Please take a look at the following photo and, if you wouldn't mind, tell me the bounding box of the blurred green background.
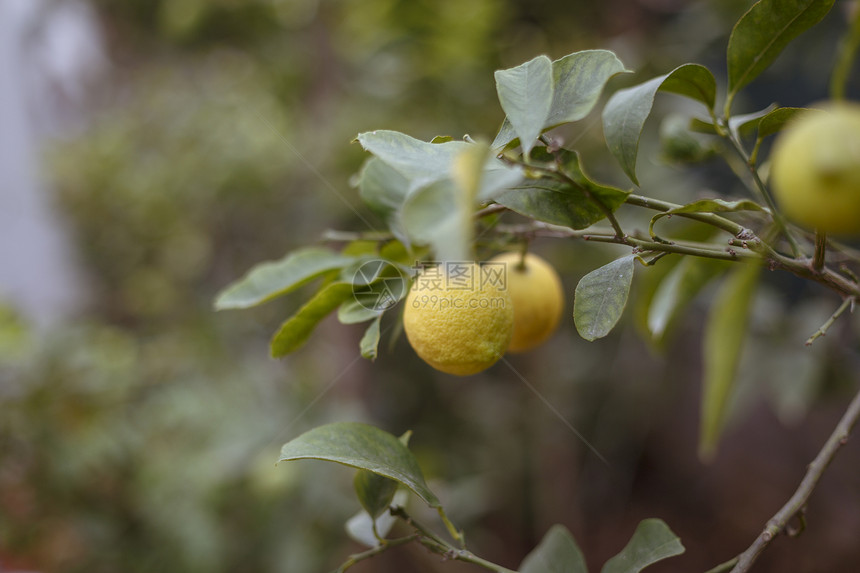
[2,1,860,572]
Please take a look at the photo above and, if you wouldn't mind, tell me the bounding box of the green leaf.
[574,255,635,341]
[495,55,554,156]
[356,130,470,192]
[337,299,381,325]
[359,315,382,360]
[345,489,409,548]
[649,198,767,238]
[354,466,398,520]
[493,50,629,149]
[399,179,471,262]
[647,257,730,341]
[727,103,778,139]
[601,519,685,573]
[356,131,521,199]
[357,157,410,215]
[519,525,588,573]
[727,0,835,103]
[270,282,355,357]
[279,422,440,507]
[493,150,628,230]
[352,431,411,519]
[494,180,609,230]
[556,149,632,207]
[603,64,717,185]
[756,106,814,140]
[700,263,761,460]
[214,247,353,310]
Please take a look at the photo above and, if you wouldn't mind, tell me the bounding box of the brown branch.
[728,385,860,572]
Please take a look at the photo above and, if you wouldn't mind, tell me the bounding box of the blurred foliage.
[3,0,860,572]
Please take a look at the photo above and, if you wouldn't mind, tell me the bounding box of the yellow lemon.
[403,262,513,376]
[489,252,564,353]
[770,103,860,236]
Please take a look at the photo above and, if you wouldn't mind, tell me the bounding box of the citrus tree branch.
[727,385,860,573]
[388,507,520,573]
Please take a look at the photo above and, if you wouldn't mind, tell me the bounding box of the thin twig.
[805,296,855,346]
[729,385,860,572]
[334,535,418,572]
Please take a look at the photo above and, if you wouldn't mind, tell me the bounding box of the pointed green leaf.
[647,257,730,341]
[574,255,635,341]
[214,247,353,310]
[756,107,814,140]
[279,422,440,507]
[700,263,762,459]
[603,64,716,185]
[601,519,685,573]
[495,55,554,156]
[519,525,588,573]
[359,315,382,360]
[493,50,629,149]
[270,282,355,357]
[727,0,835,101]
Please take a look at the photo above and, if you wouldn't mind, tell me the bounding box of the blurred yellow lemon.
[403,262,513,376]
[489,251,564,353]
[770,103,860,236]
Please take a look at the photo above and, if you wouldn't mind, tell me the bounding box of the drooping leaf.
[493,50,629,149]
[519,525,588,573]
[603,64,717,185]
[700,263,762,460]
[354,465,398,520]
[359,315,382,360]
[647,257,730,341]
[214,247,353,310]
[601,519,685,573]
[727,0,835,103]
[345,489,410,548]
[574,255,635,341]
[270,282,355,357]
[494,55,554,156]
[279,422,440,507]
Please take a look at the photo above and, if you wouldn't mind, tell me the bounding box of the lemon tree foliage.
[214,0,860,569]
